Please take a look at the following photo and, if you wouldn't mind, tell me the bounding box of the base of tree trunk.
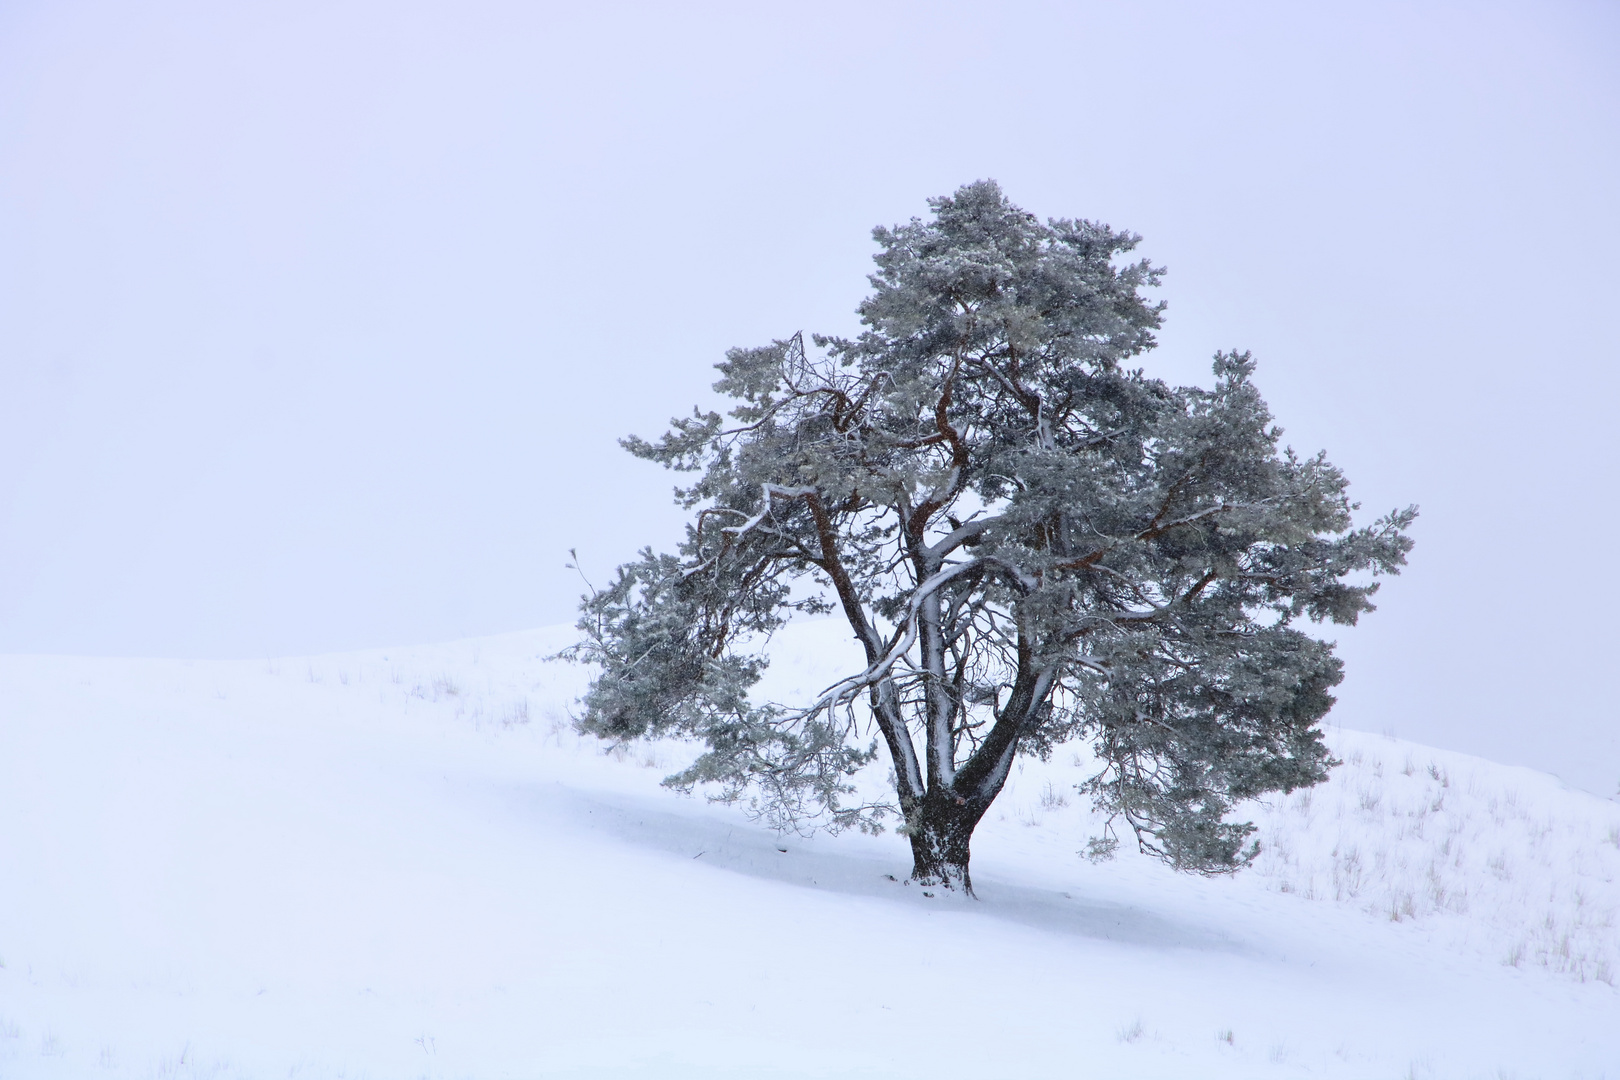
[908,858,974,895]
[906,800,982,896]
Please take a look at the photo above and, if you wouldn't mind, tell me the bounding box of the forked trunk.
[906,793,987,895]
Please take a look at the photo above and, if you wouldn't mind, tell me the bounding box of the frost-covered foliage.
[570,181,1415,887]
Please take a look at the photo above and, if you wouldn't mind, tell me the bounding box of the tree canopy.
[571,180,1415,891]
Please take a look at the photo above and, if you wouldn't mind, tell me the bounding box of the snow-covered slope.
[1,620,1616,1079]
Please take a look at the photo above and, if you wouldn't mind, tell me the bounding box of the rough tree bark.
[903,789,992,894]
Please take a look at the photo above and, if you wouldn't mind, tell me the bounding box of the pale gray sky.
[2,1,1617,793]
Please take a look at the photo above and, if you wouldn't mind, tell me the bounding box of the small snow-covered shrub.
[499,698,531,727]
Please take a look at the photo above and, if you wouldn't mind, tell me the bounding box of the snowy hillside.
[2,620,1617,1079]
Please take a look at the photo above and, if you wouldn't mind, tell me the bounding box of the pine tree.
[570,181,1415,892]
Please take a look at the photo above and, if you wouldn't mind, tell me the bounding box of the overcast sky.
[2,1,1616,794]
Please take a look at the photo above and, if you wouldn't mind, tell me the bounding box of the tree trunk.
[906,792,987,895]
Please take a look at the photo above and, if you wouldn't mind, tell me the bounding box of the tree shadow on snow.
[501,779,1249,957]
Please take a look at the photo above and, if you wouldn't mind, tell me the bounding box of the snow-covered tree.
[571,181,1415,892]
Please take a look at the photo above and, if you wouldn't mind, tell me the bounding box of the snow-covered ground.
[2,619,1617,1079]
